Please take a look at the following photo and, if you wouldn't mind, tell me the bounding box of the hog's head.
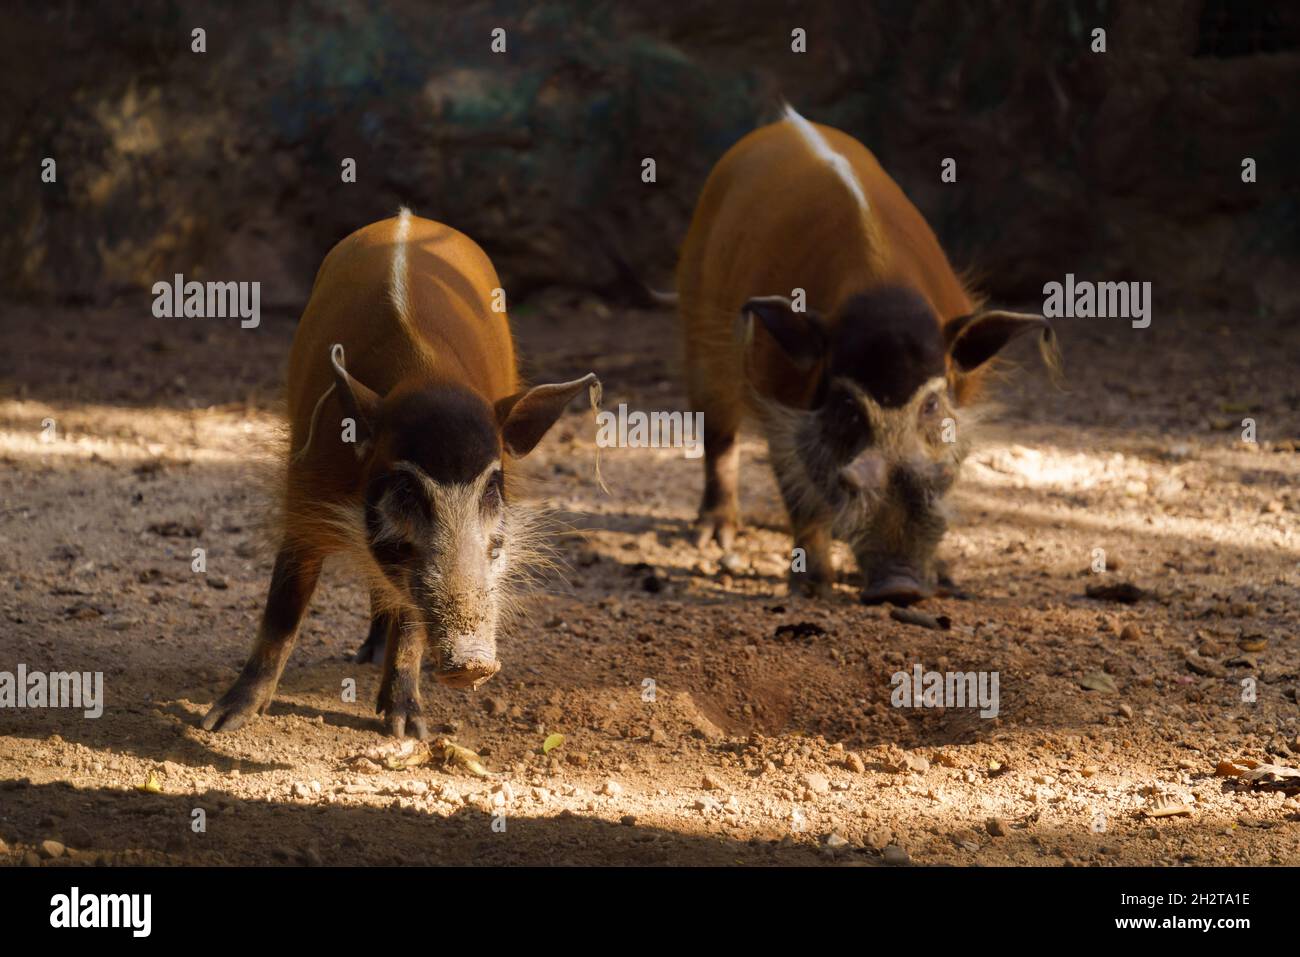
[743,285,1057,605]
[329,344,597,687]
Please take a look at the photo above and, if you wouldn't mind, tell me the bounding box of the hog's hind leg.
[353,589,391,664]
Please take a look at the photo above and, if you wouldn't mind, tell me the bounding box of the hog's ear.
[495,373,600,457]
[945,310,1062,378]
[329,343,381,454]
[742,296,826,369]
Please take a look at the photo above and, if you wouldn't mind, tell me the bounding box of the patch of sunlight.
[955,485,1296,555]
[0,399,281,465]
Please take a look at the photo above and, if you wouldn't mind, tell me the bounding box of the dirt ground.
[1,292,1298,867]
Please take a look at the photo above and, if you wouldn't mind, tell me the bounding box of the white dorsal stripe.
[389,206,412,323]
[782,104,869,213]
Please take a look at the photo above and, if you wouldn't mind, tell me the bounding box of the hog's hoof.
[201,677,275,732]
[935,575,970,600]
[353,632,386,664]
[436,659,501,691]
[381,696,430,741]
[693,507,738,552]
[789,572,833,600]
[860,576,932,607]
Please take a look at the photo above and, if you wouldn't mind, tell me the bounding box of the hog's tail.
[291,382,337,463]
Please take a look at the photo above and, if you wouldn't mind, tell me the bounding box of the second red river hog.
[202,209,599,739]
[677,106,1060,606]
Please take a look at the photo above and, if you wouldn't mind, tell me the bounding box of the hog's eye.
[481,470,504,511]
[821,390,871,460]
[921,394,940,417]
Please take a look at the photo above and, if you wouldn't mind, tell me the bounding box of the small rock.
[824,833,849,849]
[1085,582,1147,604]
[39,840,65,859]
[601,780,623,797]
[1079,672,1118,694]
[882,845,910,866]
[1118,703,1134,719]
[701,771,723,790]
[1185,652,1228,679]
[1119,623,1141,641]
[484,697,507,716]
[986,817,1008,837]
[718,553,745,576]
[843,752,866,774]
[800,772,830,794]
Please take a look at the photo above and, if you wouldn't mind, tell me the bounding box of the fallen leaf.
[543,733,565,754]
[349,739,430,771]
[437,738,492,778]
[1145,794,1193,818]
[1239,763,1300,794]
[138,773,162,794]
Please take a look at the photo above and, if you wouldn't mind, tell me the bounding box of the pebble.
[844,752,866,773]
[718,553,745,576]
[702,771,723,790]
[800,772,830,794]
[882,845,910,866]
[1120,623,1141,641]
[825,833,849,849]
[39,840,65,859]
[986,817,1008,837]
[1118,703,1134,719]
[601,780,623,797]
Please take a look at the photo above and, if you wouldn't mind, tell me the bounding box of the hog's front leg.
[377,615,429,740]
[773,470,834,598]
[788,516,835,599]
[202,546,322,732]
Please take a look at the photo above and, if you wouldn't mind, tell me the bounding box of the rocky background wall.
[3,0,1297,313]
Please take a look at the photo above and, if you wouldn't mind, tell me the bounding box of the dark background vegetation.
[3,0,1297,314]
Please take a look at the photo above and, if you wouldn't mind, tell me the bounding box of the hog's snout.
[436,657,501,690]
[860,567,933,607]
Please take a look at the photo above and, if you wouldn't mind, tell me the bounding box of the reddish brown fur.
[283,213,519,552]
[678,116,989,416]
